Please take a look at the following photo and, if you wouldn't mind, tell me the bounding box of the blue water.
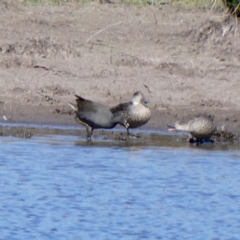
[0,135,240,240]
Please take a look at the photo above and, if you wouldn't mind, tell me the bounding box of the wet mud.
[1,122,240,148]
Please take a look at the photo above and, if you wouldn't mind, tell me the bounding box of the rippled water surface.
[1,134,240,240]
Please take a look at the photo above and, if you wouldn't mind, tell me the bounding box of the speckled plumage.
[169,116,216,140]
[110,91,151,134]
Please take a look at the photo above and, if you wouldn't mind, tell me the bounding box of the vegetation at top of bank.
[3,0,240,17]
[1,0,221,7]
[222,0,240,16]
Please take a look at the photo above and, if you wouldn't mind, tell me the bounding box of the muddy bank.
[0,121,239,146]
[0,2,239,137]
[1,102,240,136]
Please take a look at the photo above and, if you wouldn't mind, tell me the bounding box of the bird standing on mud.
[168,115,216,143]
[110,91,151,136]
[69,95,129,141]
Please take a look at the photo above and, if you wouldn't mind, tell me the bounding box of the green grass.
[20,0,84,5]
[172,0,219,8]
[9,0,224,9]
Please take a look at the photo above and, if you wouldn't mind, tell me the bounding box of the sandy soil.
[0,1,240,135]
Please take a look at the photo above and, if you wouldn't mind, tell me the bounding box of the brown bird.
[168,115,216,142]
[110,91,151,136]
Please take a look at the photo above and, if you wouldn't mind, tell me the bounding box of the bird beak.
[142,97,148,104]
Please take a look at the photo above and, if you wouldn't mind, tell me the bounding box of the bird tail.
[68,102,77,111]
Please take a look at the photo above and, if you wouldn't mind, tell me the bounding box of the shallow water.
[0,133,240,240]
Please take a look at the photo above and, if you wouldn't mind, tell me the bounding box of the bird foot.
[127,133,141,139]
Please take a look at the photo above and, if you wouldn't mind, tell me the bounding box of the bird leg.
[127,128,141,139]
[189,138,204,145]
[86,126,93,141]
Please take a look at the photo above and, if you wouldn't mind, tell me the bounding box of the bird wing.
[110,102,131,114]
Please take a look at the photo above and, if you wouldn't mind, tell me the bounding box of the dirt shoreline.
[0,2,239,136]
[1,104,240,134]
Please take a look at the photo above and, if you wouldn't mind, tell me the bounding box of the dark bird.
[69,95,129,141]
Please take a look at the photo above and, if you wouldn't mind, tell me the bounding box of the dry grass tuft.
[3,0,224,8]
[222,0,240,16]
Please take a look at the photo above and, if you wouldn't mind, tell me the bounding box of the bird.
[168,115,216,142]
[69,94,129,141]
[110,91,151,136]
